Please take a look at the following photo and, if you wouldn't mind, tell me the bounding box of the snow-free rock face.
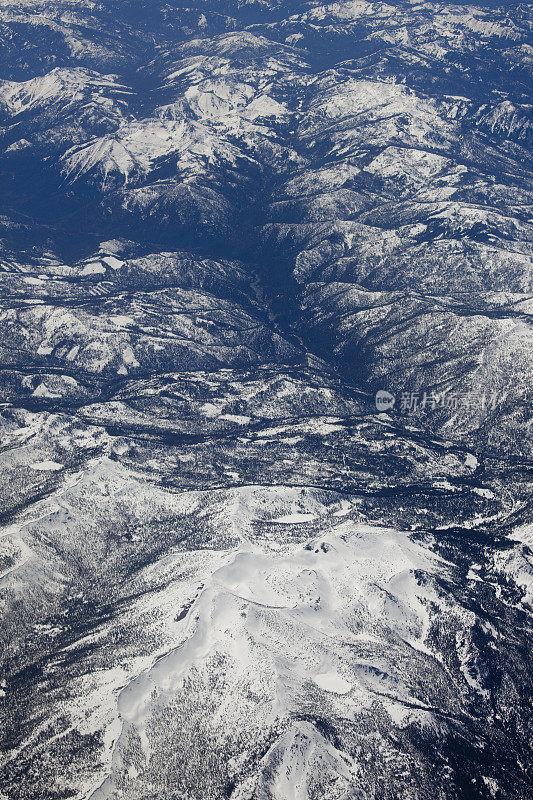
[0,2,532,800]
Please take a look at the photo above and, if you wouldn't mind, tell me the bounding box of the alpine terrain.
[0,1,532,798]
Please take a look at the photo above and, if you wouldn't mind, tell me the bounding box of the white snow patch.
[122,346,140,368]
[32,384,61,399]
[30,460,63,471]
[219,414,251,425]
[314,672,352,694]
[81,261,106,275]
[274,513,317,524]
[333,500,352,517]
[465,453,479,469]
[102,256,124,270]
[472,487,495,499]
[110,315,134,327]
[200,402,222,418]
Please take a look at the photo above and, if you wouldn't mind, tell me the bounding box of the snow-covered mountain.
[0,2,531,799]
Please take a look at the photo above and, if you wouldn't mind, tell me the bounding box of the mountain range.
[0,2,532,799]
